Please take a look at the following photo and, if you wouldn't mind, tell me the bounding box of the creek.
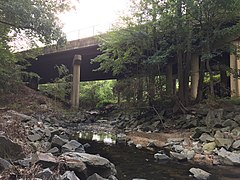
[73,131,240,180]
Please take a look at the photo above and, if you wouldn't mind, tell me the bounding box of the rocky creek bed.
[0,102,240,180]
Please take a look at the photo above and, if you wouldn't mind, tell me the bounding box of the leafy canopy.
[0,0,73,92]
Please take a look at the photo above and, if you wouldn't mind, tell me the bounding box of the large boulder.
[205,109,223,128]
[87,173,107,180]
[217,148,240,166]
[232,140,240,150]
[62,140,85,153]
[59,152,88,179]
[61,171,80,180]
[0,135,25,161]
[31,152,58,168]
[215,137,233,150]
[189,168,211,180]
[51,135,68,148]
[199,133,214,143]
[0,157,12,173]
[60,152,117,178]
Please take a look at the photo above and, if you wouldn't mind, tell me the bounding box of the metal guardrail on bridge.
[65,23,112,41]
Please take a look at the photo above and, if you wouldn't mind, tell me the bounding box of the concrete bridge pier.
[230,41,240,97]
[71,55,82,109]
[190,54,199,99]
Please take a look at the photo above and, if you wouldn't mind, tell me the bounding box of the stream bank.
[0,87,240,179]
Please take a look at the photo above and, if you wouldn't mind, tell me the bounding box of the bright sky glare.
[59,0,130,40]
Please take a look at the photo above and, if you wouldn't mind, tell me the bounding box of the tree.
[0,0,72,92]
[94,0,240,106]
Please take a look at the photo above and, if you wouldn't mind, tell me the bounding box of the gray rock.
[154,153,170,160]
[185,150,195,160]
[60,152,116,178]
[0,158,12,173]
[189,168,211,180]
[31,152,58,168]
[170,152,187,161]
[0,135,25,161]
[36,168,55,180]
[232,127,240,136]
[62,140,85,153]
[222,119,239,129]
[51,135,68,147]
[199,133,214,142]
[214,130,224,138]
[15,158,31,167]
[61,171,80,180]
[136,144,142,149]
[232,140,240,149]
[47,147,60,155]
[205,109,223,128]
[28,134,42,142]
[108,175,118,180]
[172,145,184,152]
[233,114,240,123]
[87,173,107,180]
[215,137,233,150]
[192,127,210,139]
[83,143,91,149]
[60,152,87,179]
[217,147,240,165]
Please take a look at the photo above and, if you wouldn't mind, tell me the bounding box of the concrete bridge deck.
[27,36,115,84]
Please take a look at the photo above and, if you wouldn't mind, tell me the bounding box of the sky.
[59,0,130,40]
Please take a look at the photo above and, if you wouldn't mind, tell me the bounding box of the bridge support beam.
[71,55,82,109]
[230,41,240,97]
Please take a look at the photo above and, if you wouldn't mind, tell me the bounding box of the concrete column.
[71,55,82,108]
[230,41,240,97]
[230,54,237,96]
[190,54,199,99]
[166,63,173,95]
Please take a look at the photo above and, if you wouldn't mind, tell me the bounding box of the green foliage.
[0,0,72,93]
[93,0,240,103]
[39,65,72,103]
[79,80,117,108]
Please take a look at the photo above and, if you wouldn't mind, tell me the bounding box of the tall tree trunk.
[176,0,185,104]
[166,63,173,95]
[206,58,214,96]
[177,50,185,103]
[197,59,205,102]
[183,14,193,105]
[148,75,155,105]
[137,77,143,102]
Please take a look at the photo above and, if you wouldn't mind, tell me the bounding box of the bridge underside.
[27,45,115,84]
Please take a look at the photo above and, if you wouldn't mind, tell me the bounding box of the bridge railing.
[65,24,112,41]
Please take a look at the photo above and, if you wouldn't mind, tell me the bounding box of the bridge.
[26,32,240,108]
[27,36,115,84]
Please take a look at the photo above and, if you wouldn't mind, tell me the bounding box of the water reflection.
[78,131,116,144]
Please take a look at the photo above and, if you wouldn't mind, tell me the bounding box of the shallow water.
[76,132,240,180]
